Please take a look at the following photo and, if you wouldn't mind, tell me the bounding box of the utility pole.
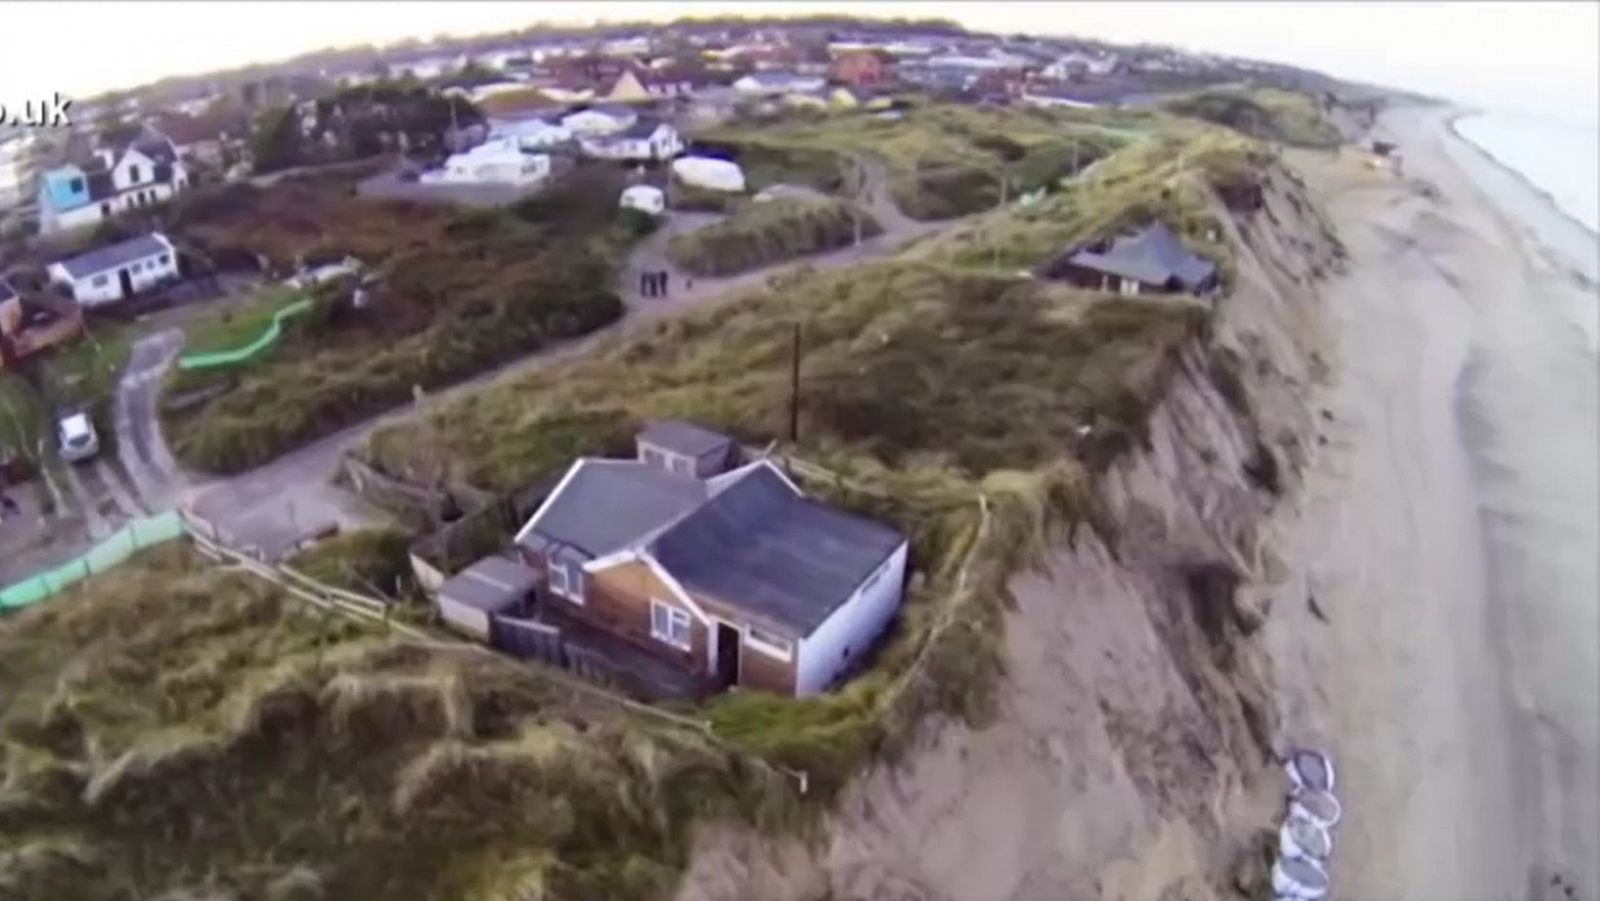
[787,322,802,443]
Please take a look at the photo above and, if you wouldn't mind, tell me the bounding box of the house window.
[650,600,693,651]
[159,254,171,266]
[548,559,584,604]
[69,177,84,193]
[745,626,792,661]
[129,164,141,183]
[641,447,663,467]
[91,274,108,287]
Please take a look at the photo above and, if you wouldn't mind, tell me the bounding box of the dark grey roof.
[638,420,732,458]
[650,464,904,636]
[129,134,177,167]
[86,171,115,202]
[439,556,540,611]
[54,234,170,279]
[521,459,706,558]
[1063,222,1216,290]
[617,116,668,139]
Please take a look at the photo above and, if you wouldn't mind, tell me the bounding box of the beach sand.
[1266,104,1599,900]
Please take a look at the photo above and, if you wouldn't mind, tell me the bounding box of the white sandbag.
[1286,748,1336,794]
[1271,855,1330,899]
[1279,813,1333,860]
[1291,789,1342,829]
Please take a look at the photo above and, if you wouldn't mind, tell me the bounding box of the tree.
[248,104,304,174]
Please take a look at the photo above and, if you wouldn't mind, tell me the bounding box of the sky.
[1,1,1596,128]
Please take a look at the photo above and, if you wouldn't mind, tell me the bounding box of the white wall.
[52,245,179,307]
[41,200,106,235]
[438,597,491,640]
[795,540,908,696]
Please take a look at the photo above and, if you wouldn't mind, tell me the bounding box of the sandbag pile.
[1272,748,1340,899]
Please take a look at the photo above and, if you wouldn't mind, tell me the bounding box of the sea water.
[1455,112,1600,235]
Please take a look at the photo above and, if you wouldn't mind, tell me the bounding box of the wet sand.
[1268,104,1599,900]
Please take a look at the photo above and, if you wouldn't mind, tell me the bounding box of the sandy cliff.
[680,156,1346,901]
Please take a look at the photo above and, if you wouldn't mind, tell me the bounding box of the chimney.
[98,148,116,169]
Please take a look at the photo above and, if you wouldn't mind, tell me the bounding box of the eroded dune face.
[681,156,1344,901]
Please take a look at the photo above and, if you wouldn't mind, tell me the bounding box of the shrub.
[665,198,881,276]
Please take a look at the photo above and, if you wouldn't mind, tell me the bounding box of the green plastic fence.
[0,510,186,611]
[176,298,315,371]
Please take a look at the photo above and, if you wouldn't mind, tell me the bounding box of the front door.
[715,622,740,687]
[117,268,133,300]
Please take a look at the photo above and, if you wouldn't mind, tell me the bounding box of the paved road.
[125,154,991,558]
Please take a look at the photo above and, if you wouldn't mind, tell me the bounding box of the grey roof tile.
[638,420,732,458]
[439,556,541,611]
[649,464,904,636]
[54,234,170,280]
[1062,222,1216,291]
[521,459,707,558]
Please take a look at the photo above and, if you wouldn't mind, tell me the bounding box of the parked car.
[56,409,99,463]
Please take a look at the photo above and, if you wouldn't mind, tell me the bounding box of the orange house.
[513,421,909,697]
[830,50,893,88]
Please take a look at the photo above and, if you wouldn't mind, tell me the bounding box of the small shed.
[620,184,666,216]
[636,420,736,477]
[436,556,541,641]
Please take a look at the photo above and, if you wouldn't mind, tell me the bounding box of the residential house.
[147,109,247,167]
[36,133,190,234]
[580,118,682,162]
[593,68,695,104]
[489,116,572,151]
[0,133,34,210]
[511,422,908,696]
[422,138,551,186]
[1042,51,1119,81]
[0,281,84,370]
[47,233,181,307]
[560,104,638,137]
[732,71,826,97]
[683,86,743,127]
[831,49,895,88]
[1019,86,1100,110]
[1038,222,1218,296]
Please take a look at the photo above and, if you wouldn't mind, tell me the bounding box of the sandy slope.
[1267,105,1599,900]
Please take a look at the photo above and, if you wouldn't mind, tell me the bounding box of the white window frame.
[744,625,793,661]
[650,599,693,651]
[548,558,584,604]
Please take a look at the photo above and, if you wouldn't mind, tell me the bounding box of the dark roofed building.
[508,425,909,697]
[1039,222,1219,296]
[436,556,540,640]
[650,463,903,637]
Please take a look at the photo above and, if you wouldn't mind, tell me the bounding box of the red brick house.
[830,49,894,88]
[510,421,908,697]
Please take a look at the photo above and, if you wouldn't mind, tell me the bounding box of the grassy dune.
[161,168,637,475]
[665,197,882,276]
[0,546,792,901]
[701,102,1125,220]
[1161,86,1343,148]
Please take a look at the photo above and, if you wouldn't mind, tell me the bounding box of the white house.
[579,119,682,162]
[47,233,180,307]
[560,104,637,137]
[489,117,572,150]
[732,71,827,96]
[619,184,666,216]
[36,134,190,235]
[1019,88,1099,110]
[422,138,551,186]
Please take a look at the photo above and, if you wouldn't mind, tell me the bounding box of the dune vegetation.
[0,546,795,901]
[1160,85,1343,149]
[665,197,882,276]
[699,101,1126,220]
[161,166,640,475]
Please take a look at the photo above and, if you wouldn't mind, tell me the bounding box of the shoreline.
[1267,100,1599,900]
[1446,111,1600,241]
[1441,106,1600,286]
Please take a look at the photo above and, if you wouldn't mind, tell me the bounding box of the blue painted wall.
[38,165,89,211]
